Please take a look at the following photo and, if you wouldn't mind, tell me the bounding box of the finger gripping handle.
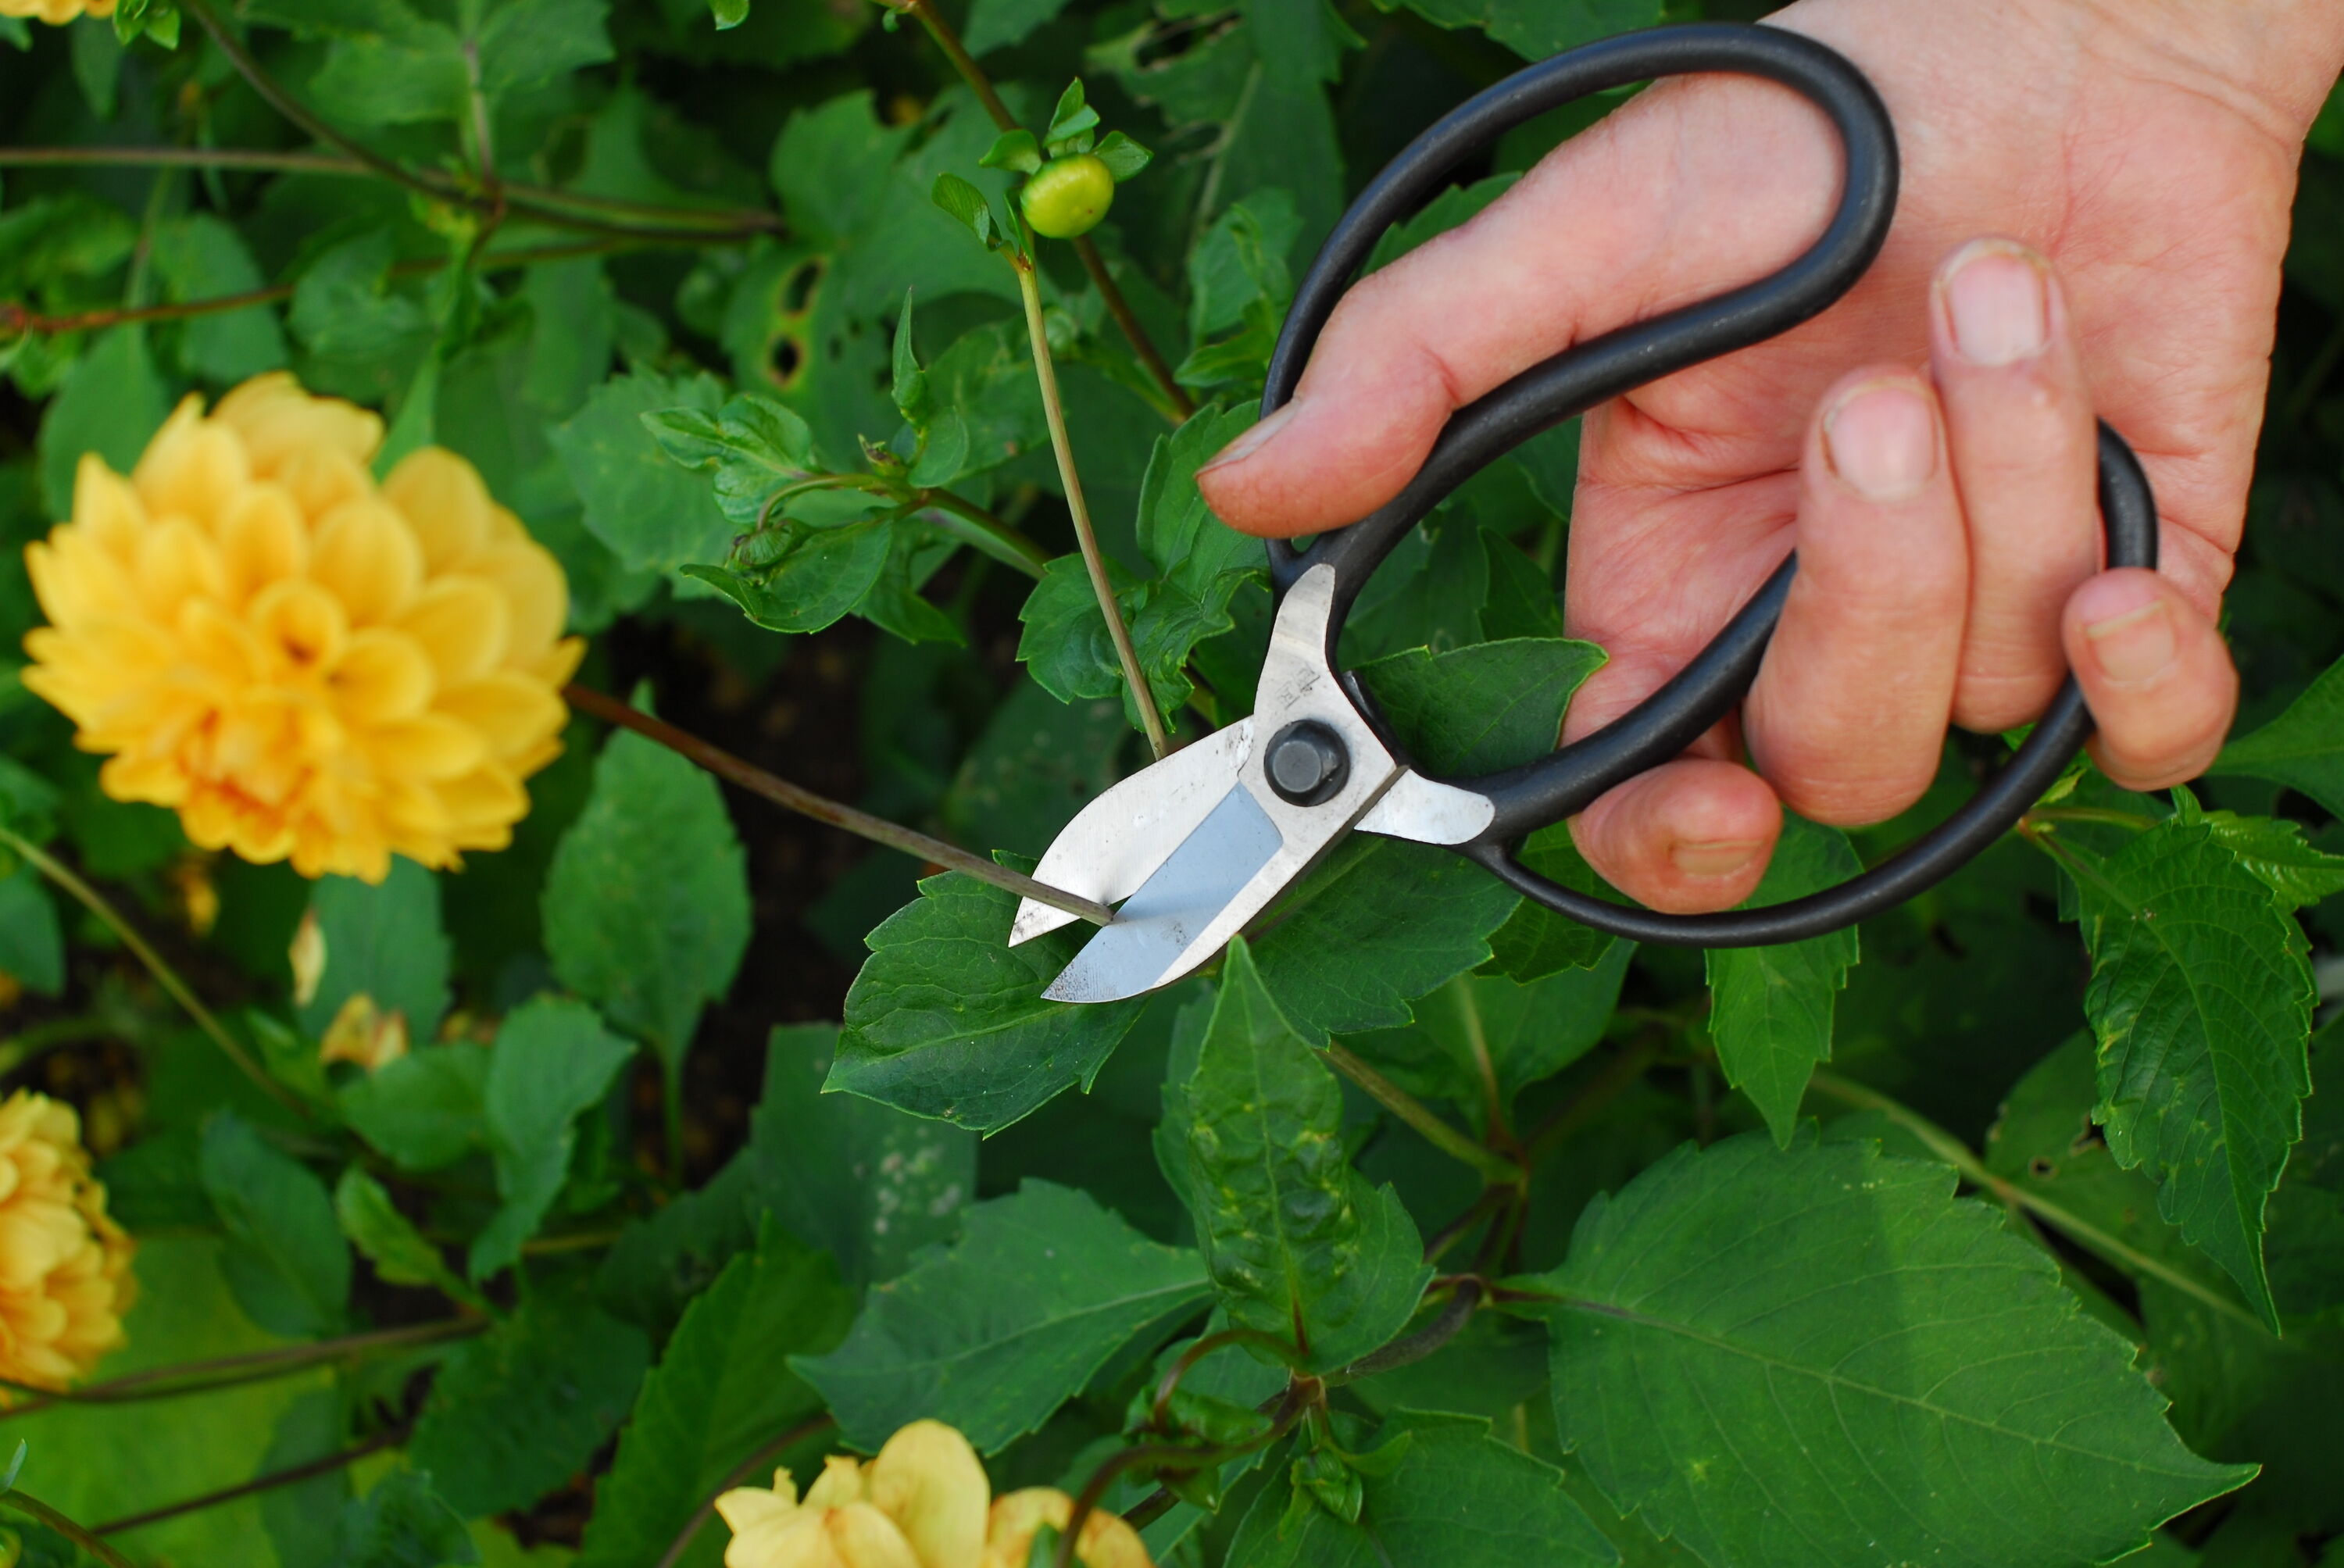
[1262,23,2160,948]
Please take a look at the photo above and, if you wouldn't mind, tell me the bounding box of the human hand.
[1196,0,2344,913]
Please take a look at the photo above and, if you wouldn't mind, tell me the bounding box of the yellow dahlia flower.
[0,1091,134,1395]
[0,0,114,26]
[21,373,583,883]
[719,1421,1152,1568]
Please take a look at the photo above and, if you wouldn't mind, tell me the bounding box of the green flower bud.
[1020,154,1115,240]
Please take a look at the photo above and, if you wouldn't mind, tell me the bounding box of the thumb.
[1195,64,1843,538]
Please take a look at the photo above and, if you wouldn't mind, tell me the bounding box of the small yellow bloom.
[980,1491,1151,1568]
[0,0,115,26]
[0,1091,135,1396]
[289,909,326,1007]
[21,373,584,884]
[720,1421,1149,1568]
[318,992,410,1072]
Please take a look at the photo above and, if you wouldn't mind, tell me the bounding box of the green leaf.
[548,370,735,577]
[643,393,820,527]
[2171,789,2344,907]
[473,0,612,97]
[795,1180,1211,1452]
[2209,652,2344,819]
[681,522,895,636]
[961,0,1070,54]
[1173,941,1431,1369]
[1227,1410,1617,1568]
[1480,825,1618,980]
[544,723,752,1067]
[1044,78,1100,148]
[2073,817,2316,1328]
[408,1282,650,1518]
[931,172,1004,251]
[1387,0,1660,63]
[2266,1020,2344,1319]
[1981,1033,2253,1319]
[199,1113,352,1338]
[296,858,452,1041]
[150,213,288,384]
[287,231,433,403]
[578,1229,853,1568]
[921,319,1044,481]
[36,325,167,518]
[1356,637,1603,774]
[981,128,1045,174]
[1137,404,1266,591]
[337,1045,489,1171]
[470,996,636,1280]
[1092,130,1152,181]
[1350,944,1631,1123]
[1517,1130,2253,1568]
[1703,815,1863,1145]
[744,1023,974,1291]
[942,681,1127,861]
[329,1471,480,1567]
[830,865,1148,1131]
[333,1168,486,1310]
[1478,530,1563,641]
[0,862,63,997]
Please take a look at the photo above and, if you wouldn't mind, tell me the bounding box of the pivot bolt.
[1265,720,1349,806]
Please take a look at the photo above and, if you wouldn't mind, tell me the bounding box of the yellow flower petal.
[70,456,148,561]
[134,399,252,527]
[867,1420,989,1568]
[367,714,488,780]
[398,576,510,686]
[436,672,563,759]
[311,498,423,626]
[804,1455,868,1512]
[330,630,435,726]
[216,484,309,604]
[381,447,495,572]
[248,580,351,674]
[981,1491,1152,1568]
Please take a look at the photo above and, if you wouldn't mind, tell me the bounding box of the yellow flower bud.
[289,909,326,1007]
[981,1490,1151,1568]
[0,1090,136,1398]
[318,992,411,1072]
[20,373,583,884]
[718,1462,927,1568]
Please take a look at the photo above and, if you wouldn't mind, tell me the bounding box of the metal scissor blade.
[1040,786,1285,1002]
[1009,717,1256,947]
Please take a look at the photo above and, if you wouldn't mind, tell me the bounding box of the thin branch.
[654,1416,838,1568]
[0,1490,140,1568]
[1,238,649,338]
[0,827,308,1121]
[0,1318,483,1420]
[1804,1071,2271,1335]
[0,145,784,230]
[563,684,1117,927]
[1323,1041,1523,1184]
[914,488,1051,577]
[1013,255,1170,760]
[1334,1277,1482,1383]
[2024,806,2160,833]
[176,0,783,242]
[95,1426,407,1535]
[900,0,1194,420]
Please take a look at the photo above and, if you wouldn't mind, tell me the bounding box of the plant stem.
[2,238,637,338]
[2023,806,2160,833]
[654,1416,838,1568]
[0,1490,139,1568]
[0,145,783,230]
[1323,1041,1523,1184]
[1334,1277,1483,1383]
[899,0,1194,420]
[915,488,1051,578]
[1442,977,1513,1145]
[1804,1071,2271,1335]
[1013,257,1170,760]
[0,827,307,1121]
[95,1426,406,1535]
[177,0,782,242]
[0,1318,483,1420]
[563,684,1117,927]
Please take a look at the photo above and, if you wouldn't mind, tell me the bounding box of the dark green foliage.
[5,1,2340,1562]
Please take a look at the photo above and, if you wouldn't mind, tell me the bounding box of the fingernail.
[2082,597,2177,684]
[1823,383,1937,501]
[1942,241,2048,366]
[1198,402,1300,477]
[1670,839,1765,877]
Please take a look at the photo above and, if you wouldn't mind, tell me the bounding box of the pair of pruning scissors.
[1012,23,2159,1004]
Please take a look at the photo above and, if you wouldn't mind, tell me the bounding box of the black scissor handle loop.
[1262,22,2159,948]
